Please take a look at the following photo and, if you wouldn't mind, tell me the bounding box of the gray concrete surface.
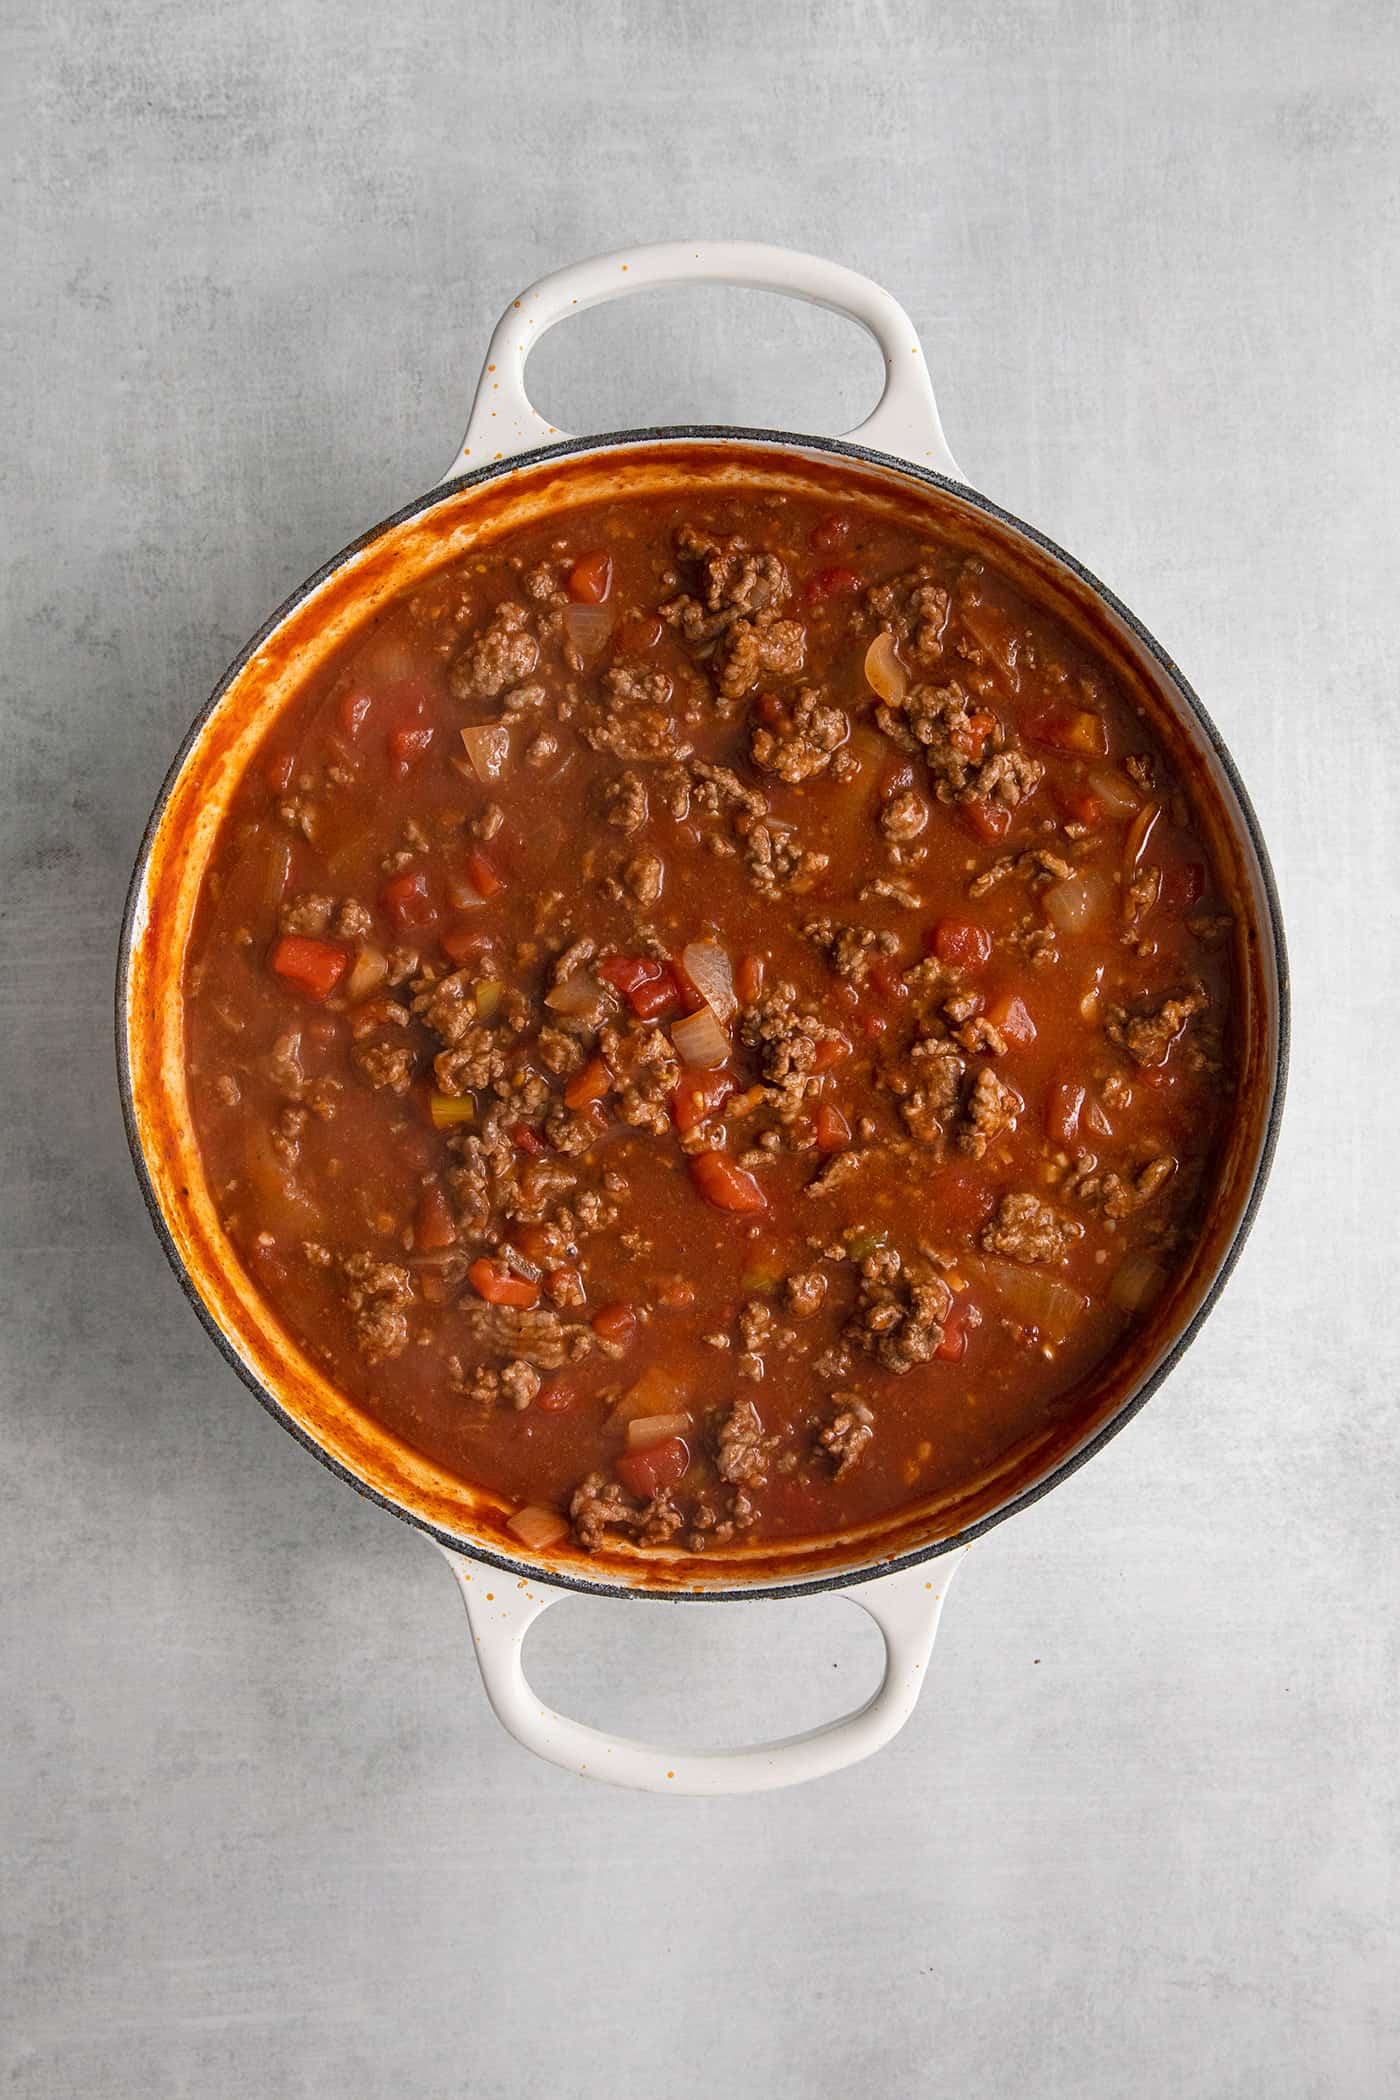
[4,2,1397,2094]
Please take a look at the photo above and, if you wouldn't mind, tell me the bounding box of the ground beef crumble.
[981,1192,1082,1264]
[1106,988,1207,1067]
[818,1395,875,1475]
[342,1255,414,1362]
[449,602,540,701]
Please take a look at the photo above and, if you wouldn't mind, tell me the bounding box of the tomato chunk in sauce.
[184,489,1239,1561]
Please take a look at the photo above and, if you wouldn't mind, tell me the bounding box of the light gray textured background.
[4,2,1397,2095]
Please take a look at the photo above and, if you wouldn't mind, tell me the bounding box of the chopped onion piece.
[445,876,488,910]
[474,978,503,1021]
[625,1410,693,1452]
[459,722,511,783]
[562,603,613,657]
[344,943,388,1002]
[976,1256,1087,1345]
[506,1505,570,1550]
[428,1092,475,1129]
[611,1363,685,1425]
[1087,765,1141,817]
[1110,1254,1167,1313]
[262,838,293,910]
[864,631,909,704]
[671,1005,730,1069]
[1043,869,1114,935]
[1125,802,1162,867]
[681,940,737,1023]
[545,968,607,1019]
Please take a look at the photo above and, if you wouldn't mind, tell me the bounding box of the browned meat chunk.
[1106,988,1207,1067]
[740,983,826,1113]
[353,1037,416,1094]
[818,1396,875,1476]
[750,687,849,781]
[958,1066,1022,1157]
[449,603,539,700]
[603,770,649,834]
[342,1255,414,1362]
[879,788,929,842]
[459,1300,585,1369]
[570,1473,685,1551]
[735,814,829,897]
[981,1192,1082,1264]
[878,679,1043,816]
[581,664,689,761]
[866,564,951,664]
[846,1244,952,1373]
[278,893,335,935]
[623,849,664,905]
[1064,1152,1177,1218]
[714,1398,774,1486]
[784,1268,829,1318]
[715,609,807,700]
[803,918,900,987]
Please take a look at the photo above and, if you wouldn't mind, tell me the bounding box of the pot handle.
[437,1545,965,1795]
[445,240,963,482]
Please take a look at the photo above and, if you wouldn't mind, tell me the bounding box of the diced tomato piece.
[564,1055,612,1111]
[263,749,296,794]
[567,550,613,604]
[737,954,765,1006]
[858,1009,889,1041]
[631,970,681,1021]
[1159,861,1206,913]
[951,709,997,763]
[809,513,852,554]
[935,1296,976,1363]
[657,1275,695,1309]
[672,1066,735,1135]
[811,1033,852,1072]
[380,868,435,932]
[617,610,664,654]
[963,799,1012,842]
[414,1184,457,1250]
[1045,1079,1086,1147]
[510,1225,557,1265]
[546,1264,584,1302]
[689,1151,768,1213]
[930,917,993,969]
[1026,707,1109,756]
[389,724,435,775]
[535,1378,577,1413]
[868,957,909,1002]
[591,1302,637,1345]
[814,1103,851,1153]
[807,564,860,604]
[598,954,681,1020]
[338,690,374,739]
[616,1437,689,1501]
[467,1258,539,1309]
[1059,787,1103,828]
[931,1166,995,1236]
[465,850,502,900]
[441,918,491,966]
[510,1120,547,1156]
[669,954,705,1010]
[988,991,1037,1048]
[269,934,347,1001]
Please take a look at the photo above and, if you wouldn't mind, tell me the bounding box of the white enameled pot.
[118,242,1287,1794]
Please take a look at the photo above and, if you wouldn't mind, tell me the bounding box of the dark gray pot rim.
[115,424,1290,1603]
